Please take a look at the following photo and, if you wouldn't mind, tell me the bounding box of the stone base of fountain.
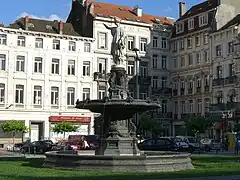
[43,151,194,172]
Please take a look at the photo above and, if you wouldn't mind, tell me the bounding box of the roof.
[88,1,173,25]
[218,14,240,31]
[8,18,81,36]
[177,0,218,22]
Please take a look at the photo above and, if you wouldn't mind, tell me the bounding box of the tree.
[184,115,214,136]
[52,122,79,139]
[0,120,28,145]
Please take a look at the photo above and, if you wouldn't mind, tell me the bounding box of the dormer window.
[176,23,184,34]
[199,14,208,27]
[188,19,194,30]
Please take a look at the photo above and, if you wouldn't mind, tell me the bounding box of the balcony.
[152,88,172,96]
[172,89,178,96]
[196,87,201,94]
[129,76,151,85]
[213,78,224,86]
[152,112,173,119]
[188,88,193,95]
[204,86,210,93]
[94,72,109,81]
[180,88,185,96]
[225,76,237,85]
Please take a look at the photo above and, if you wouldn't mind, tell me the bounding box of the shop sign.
[49,116,91,123]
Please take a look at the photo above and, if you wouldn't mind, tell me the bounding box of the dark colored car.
[86,135,100,150]
[137,137,179,151]
[20,140,53,154]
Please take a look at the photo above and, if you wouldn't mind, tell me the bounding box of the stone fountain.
[43,17,193,172]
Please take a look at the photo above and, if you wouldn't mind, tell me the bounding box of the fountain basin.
[43,151,194,172]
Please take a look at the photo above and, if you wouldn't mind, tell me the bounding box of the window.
[33,86,42,105]
[127,61,134,75]
[69,41,76,51]
[15,85,24,104]
[51,59,59,74]
[161,77,167,88]
[16,56,25,72]
[52,39,60,50]
[180,56,185,67]
[204,51,208,62]
[180,81,185,89]
[153,36,158,48]
[204,34,208,44]
[68,60,75,75]
[195,36,200,46]
[205,76,209,86]
[196,52,201,64]
[187,38,192,48]
[228,42,234,54]
[0,84,5,103]
[127,36,134,50]
[98,60,106,74]
[51,87,59,105]
[179,39,184,50]
[152,54,158,68]
[140,65,147,77]
[180,101,185,113]
[83,88,90,100]
[205,98,210,112]
[17,36,25,47]
[199,14,208,27]
[188,19,194,30]
[173,57,177,68]
[216,45,223,56]
[174,101,178,114]
[34,57,42,73]
[188,53,193,66]
[0,54,6,70]
[176,23,184,33]
[140,93,147,100]
[173,40,177,51]
[197,78,201,88]
[35,38,43,48]
[98,86,105,99]
[153,77,158,89]
[216,91,223,104]
[0,34,7,45]
[217,66,223,78]
[140,38,147,52]
[189,100,194,113]
[188,80,193,89]
[197,99,202,113]
[161,38,167,49]
[162,100,167,113]
[229,63,235,77]
[84,42,91,52]
[83,61,90,76]
[98,32,107,49]
[162,55,167,69]
[67,87,75,106]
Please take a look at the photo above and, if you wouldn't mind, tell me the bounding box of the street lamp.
[132,48,140,128]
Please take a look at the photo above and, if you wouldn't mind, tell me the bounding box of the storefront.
[49,116,92,143]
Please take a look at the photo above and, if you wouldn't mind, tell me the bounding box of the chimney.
[89,4,94,15]
[179,2,186,17]
[24,16,30,30]
[133,5,142,17]
[59,21,63,35]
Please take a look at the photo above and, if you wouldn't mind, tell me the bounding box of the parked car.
[137,137,179,151]
[85,135,100,150]
[20,140,53,154]
[176,136,200,152]
[200,138,221,152]
[168,137,189,152]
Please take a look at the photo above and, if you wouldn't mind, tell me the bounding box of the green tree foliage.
[184,115,214,136]
[52,122,79,138]
[0,120,28,144]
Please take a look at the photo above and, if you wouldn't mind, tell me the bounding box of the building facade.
[0,17,96,146]
[67,0,174,135]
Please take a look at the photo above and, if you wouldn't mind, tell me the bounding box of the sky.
[0,0,206,25]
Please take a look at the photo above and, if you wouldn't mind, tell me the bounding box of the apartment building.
[210,14,240,137]
[0,17,95,146]
[67,0,174,135]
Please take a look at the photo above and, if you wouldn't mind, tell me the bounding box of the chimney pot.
[59,21,64,35]
[24,16,30,30]
[179,2,186,17]
[133,5,142,17]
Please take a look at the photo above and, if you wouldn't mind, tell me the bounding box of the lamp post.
[133,48,140,128]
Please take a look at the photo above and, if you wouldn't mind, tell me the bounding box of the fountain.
[43,17,194,172]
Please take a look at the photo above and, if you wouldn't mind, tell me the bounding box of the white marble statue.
[104,17,126,66]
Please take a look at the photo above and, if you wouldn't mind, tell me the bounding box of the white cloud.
[17,12,65,21]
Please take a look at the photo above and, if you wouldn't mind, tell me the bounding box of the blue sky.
[0,0,205,25]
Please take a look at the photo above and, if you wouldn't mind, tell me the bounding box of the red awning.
[49,116,91,123]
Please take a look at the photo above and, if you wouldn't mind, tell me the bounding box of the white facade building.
[0,17,96,146]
